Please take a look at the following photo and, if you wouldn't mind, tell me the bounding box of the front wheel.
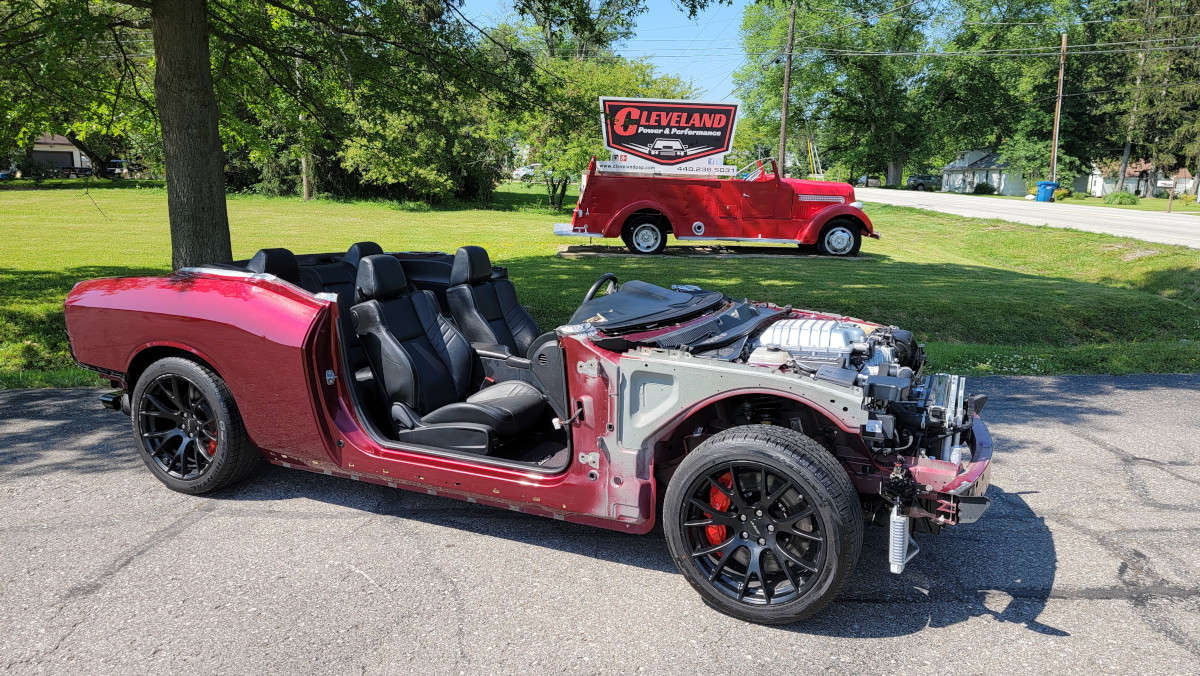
[663,426,863,624]
[816,220,862,257]
[131,357,259,494]
[622,219,667,255]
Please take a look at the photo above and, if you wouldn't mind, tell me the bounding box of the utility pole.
[1049,33,1067,183]
[777,1,797,177]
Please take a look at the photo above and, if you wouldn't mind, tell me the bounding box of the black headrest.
[450,246,492,286]
[344,241,384,268]
[355,254,407,302]
[247,248,300,285]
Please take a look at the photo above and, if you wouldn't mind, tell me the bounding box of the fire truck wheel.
[623,220,667,255]
[816,220,862,257]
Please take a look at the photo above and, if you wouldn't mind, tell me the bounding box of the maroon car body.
[64,245,992,623]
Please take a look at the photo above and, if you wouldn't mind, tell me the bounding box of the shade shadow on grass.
[0,266,167,387]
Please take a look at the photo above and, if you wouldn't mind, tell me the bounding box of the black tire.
[622,218,667,255]
[816,219,862,257]
[663,426,863,625]
[130,357,259,494]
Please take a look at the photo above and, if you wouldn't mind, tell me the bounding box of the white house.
[942,148,1089,196]
[1085,161,1195,197]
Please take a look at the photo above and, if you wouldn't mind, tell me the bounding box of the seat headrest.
[247,248,300,285]
[355,255,407,302]
[450,246,492,286]
[344,241,384,268]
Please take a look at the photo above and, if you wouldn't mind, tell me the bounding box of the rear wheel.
[816,219,862,257]
[622,219,667,255]
[131,357,259,494]
[663,426,862,624]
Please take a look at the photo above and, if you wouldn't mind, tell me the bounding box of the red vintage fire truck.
[554,158,876,256]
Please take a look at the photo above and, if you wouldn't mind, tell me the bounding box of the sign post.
[1157,178,1176,213]
[599,97,738,176]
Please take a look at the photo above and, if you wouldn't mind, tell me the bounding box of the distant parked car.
[512,163,543,182]
[906,174,942,191]
[107,159,131,178]
[856,175,881,188]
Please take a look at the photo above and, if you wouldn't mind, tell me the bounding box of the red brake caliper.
[705,472,733,548]
[207,433,217,456]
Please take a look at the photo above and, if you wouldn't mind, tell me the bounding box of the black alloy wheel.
[664,426,862,624]
[140,372,219,480]
[131,357,259,494]
[679,462,826,605]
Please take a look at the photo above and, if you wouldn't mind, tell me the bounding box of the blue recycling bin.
[1036,181,1059,202]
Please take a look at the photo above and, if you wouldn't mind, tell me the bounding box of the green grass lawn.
[2,180,1199,387]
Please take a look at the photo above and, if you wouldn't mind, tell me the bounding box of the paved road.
[858,187,1200,249]
[3,376,1199,674]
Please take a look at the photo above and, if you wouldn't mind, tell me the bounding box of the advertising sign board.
[599,97,738,176]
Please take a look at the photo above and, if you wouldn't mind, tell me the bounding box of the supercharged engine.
[745,318,983,465]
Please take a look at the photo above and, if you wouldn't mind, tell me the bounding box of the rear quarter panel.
[64,273,335,463]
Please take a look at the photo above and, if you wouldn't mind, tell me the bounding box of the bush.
[1152,188,1170,199]
[1179,193,1196,206]
[1070,190,1090,199]
[15,157,58,182]
[1104,191,1140,205]
[1053,188,1071,201]
[972,182,996,194]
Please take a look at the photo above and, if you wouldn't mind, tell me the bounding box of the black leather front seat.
[447,246,542,357]
[350,255,545,449]
[247,248,301,285]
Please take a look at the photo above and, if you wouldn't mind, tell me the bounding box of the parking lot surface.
[2,375,1199,674]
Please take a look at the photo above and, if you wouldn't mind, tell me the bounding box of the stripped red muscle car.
[65,242,991,625]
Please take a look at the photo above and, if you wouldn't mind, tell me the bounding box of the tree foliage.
[726,0,1200,189]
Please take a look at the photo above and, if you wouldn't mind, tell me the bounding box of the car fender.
[602,199,677,238]
[802,205,876,242]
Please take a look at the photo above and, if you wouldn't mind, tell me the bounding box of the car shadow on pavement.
[223,467,1065,638]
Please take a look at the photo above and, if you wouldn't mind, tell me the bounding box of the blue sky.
[459,0,753,104]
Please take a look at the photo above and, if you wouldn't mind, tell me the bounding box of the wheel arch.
[800,206,874,244]
[650,390,860,491]
[603,200,675,237]
[126,342,227,394]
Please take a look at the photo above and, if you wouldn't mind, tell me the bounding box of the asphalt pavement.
[857,187,1200,249]
[2,375,1200,674]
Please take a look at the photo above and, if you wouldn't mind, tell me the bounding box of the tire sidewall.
[131,357,237,494]
[624,220,667,255]
[663,439,855,624]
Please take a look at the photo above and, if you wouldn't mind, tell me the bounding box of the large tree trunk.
[1116,53,1146,193]
[885,160,904,187]
[151,0,231,269]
